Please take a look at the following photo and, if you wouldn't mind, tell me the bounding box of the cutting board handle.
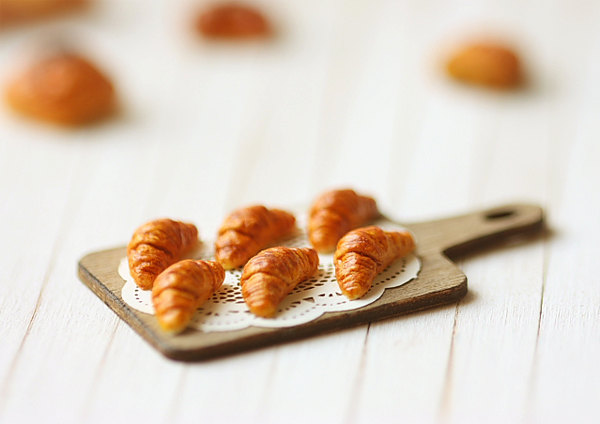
[408,203,545,257]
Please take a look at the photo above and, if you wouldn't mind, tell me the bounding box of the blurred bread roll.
[446,42,522,89]
[196,2,271,39]
[0,0,87,26]
[4,52,116,126]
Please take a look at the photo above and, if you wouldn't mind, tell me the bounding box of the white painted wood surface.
[1,0,598,422]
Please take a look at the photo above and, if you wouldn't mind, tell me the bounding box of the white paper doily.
[119,220,420,332]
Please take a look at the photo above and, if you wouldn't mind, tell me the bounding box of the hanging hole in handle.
[485,209,516,220]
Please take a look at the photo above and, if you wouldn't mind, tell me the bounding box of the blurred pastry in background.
[4,52,116,126]
[0,0,87,27]
[446,42,522,89]
[195,2,271,39]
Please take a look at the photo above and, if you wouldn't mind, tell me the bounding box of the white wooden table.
[1,1,599,422]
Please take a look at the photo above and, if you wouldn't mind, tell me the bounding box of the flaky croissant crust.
[152,260,225,333]
[334,226,415,300]
[241,247,319,317]
[308,189,379,253]
[215,205,296,270]
[127,219,199,290]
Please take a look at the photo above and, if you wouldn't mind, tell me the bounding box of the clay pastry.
[334,226,415,300]
[4,53,116,126]
[127,219,199,290]
[0,0,86,26]
[308,189,379,253]
[241,247,319,317]
[215,205,296,270]
[446,42,522,89]
[152,260,225,333]
[195,2,271,39]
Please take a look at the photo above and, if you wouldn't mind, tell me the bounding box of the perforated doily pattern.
[120,221,421,332]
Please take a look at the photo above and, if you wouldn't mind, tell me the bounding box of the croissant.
[446,43,522,89]
[196,3,271,39]
[0,0,86,26]
[4,53,115,126]
[308,189,379,253]
[215,205,296,270]
[152,260,225,333]
[334,226,415,300]
[127,219,199,290]
[241,247,319,317]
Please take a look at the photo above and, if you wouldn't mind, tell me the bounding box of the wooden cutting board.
[78,203,544,361]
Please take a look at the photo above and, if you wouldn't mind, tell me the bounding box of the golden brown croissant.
[127,219,199,290]
[0,0,86,26]
[152,260,225,333]
[446,43,522,89]
[215,205,296,270]
[241,247,319,317]
[196,3,271,39]
[4,53,115,126]
[308,189,379,253]
[334,226,415,300]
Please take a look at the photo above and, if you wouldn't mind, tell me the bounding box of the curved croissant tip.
[215,248,244,270]
[340,285,368,300]
[309,232,336,253]
[218,259,238,271]
[134,272,155,290]
[157,310,189,334]
[248,303,278,318]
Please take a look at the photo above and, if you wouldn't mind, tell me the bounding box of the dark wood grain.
[78,203,544,361]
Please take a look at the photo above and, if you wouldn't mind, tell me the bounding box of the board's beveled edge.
[78,251,177,356]
[76,202,546,361]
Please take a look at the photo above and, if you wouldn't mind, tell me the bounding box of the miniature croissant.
[215,205,296,270]
[446,43,522,89]
[241,247,319,317]
[308,189,379,253]
[334,226,415,300]
[196,3,271,39]
[4,53,116,126]
[0,0,86,26]
[152,260,225,333]
[127,219,199,290]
